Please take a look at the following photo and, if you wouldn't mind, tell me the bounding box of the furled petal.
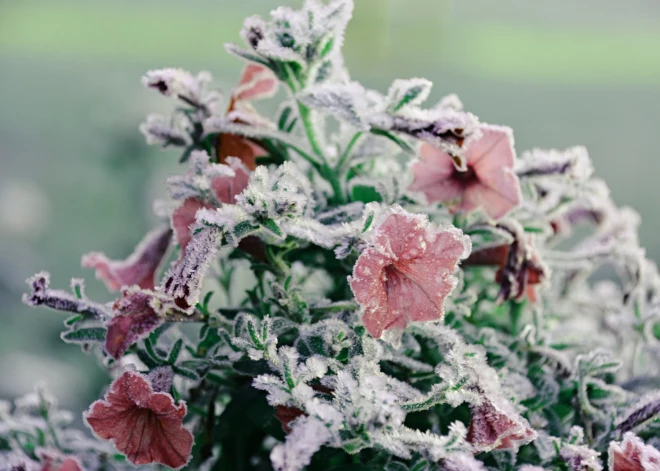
[609,432,660,471]
[349,206,470,338]
[105,288,162,359]
[467,397,537,452]
[82,227,172,291]
[172,198,212,256]
[84,370,193,469]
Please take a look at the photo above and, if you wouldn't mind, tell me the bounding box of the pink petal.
[349,207,469,338]
[105,288,162,359]
[211,157,251,204]
[609,433,660,471]
[462,176,521,220]
[82,227,172,291]
[409,143,463,204]
[467,398,536,452]
[84,371,193,469]
[232,64,278,102]
[467,124,516,168]
[172,198,212,255]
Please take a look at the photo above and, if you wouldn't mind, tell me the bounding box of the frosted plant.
[13,0,660,470]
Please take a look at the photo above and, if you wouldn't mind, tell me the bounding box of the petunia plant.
[4,1,660,470]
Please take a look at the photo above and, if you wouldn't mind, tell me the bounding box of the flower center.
[453,165,478,184]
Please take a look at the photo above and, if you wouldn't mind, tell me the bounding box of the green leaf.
[64,314,83,326]
[261,218,283,237]
[362,211,374,233]
[278,106,293,131]
[172,366,200,381]
[61,327,106,343]
[144,338,166,364]
[168,339,184,364]
[352,185,382,204]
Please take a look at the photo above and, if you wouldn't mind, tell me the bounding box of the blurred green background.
[1,0,659,412]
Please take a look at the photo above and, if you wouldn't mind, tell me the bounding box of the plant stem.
[336,131,363,172]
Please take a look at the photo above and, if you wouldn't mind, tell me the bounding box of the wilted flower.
[84,370,193,469]
[349,205,471,338]
[104,287,164,359]
[82,226,172,292]
[409,125,521,220]
[467,396,537,452]
[609,433,660,471]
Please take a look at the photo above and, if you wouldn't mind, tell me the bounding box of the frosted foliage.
[19,0,660,469]
[236,162,312,219]
[140,113,191,148]
[270,417,332,471]
[299,83,371,130]
[166,150,236,202]
[142,68,220,113]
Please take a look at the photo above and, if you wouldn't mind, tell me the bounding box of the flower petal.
[211,156,251,204]
[82,227,172,291]
[105,288,162,359]
[409,143,463,204]
[467,397,536,452]
[172,198,212,256]
[84,371,193,469]
[232,64,279,102]
[609,432,660,471]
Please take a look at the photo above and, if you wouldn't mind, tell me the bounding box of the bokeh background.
[1,0,659,413]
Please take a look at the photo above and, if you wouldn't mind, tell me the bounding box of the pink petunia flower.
[348,205,471,339]
[467,396,537,453]
[84,370,193,469]
[105,287,163,359]
[609,433,660,471]
[409,125,522,220]
[82,226,173,291]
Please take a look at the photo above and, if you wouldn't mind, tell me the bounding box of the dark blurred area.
[1,0,659,410]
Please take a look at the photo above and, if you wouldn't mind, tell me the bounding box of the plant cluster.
[3,1,660,470]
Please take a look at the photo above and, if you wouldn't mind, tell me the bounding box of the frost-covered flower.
[84,370,193,469]
[349,205,470,338]
[82,226,172,292]
[609,433,660,471]
[440,452,487,470]
[104,287,164,359]
[467,396,536,452]
[39,451,84,471]
[409,125,522,220]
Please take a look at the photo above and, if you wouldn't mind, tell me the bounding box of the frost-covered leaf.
[386,78,432,113]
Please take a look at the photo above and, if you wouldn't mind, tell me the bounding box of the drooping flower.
[409,124,522,220]
[104,287,163,359]
[467,396,537,453]
[82,226,173,292]
[349,205,471,338]
[463,221,546,302]
[609,433,660,471]
[84,370,193,469]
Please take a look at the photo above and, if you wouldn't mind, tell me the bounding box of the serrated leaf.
[61,327,106,343]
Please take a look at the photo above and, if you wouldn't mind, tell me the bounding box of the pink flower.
[105,288,162,359]
[84,370,193,469]
[609,433,660,471]
[231,63,278,103]
[409,125,522,220]
[467,396,536,453]
[348,206,470,338]
[82,227,172,291]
